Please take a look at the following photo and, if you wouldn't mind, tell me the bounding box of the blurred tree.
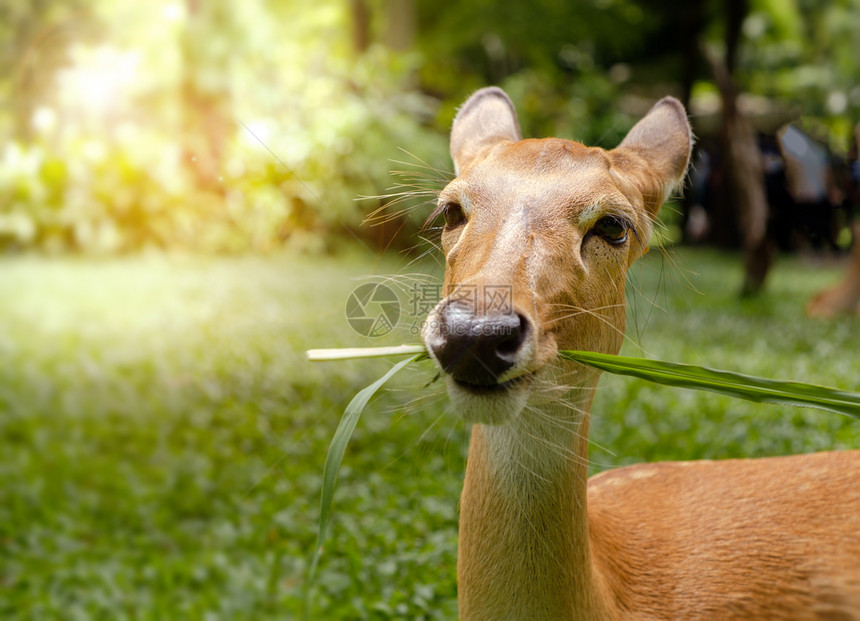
[711,46,773,296]
[742,0,860,153]
[385,0,416,52]
[710,0,774,296]
[181,0,234,191]
[0,1,91,142]
[351,0,371,53]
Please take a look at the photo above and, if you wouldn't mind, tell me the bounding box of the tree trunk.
[351,0,371,54]
[182,0,232,191]
[677,2,707,244]
[707,0,773,295]
[678,2,706,112]
[713,62,772,296]
[6,0,81,142]
[385,0,415,52]
[724,0,748,75]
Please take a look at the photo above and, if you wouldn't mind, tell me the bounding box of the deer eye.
[443,202,467,229]
[592,216,629,245]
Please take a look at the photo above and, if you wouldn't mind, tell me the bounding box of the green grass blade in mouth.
[559,350,860,420]
[307,345,860,419]
[305,354,421,613]
[307,345,427,361]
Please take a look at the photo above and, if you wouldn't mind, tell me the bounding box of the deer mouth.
[443,370,535,425]
[452,372,534,396]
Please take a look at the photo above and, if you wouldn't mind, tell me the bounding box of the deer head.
[422,87,692,425]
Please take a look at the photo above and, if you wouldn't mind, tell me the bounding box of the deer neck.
[457,384,615,621]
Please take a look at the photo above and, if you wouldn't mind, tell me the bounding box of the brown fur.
[590,454,860,619]
[422,87,860,620]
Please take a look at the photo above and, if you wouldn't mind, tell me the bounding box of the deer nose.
[429,303,531,386]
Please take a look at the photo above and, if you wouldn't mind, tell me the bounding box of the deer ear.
[610,97,693,217]
[450,87,522,176]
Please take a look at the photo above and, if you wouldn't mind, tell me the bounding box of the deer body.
[421,87,860,620]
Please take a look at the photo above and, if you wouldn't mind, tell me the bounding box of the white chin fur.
[445,376,531,425]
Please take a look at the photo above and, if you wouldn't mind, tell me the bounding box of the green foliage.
[1,247,858,618]
[414,0,658,148]
[742,0,860,150]
[0,1,448,253]
[3,0,858,254]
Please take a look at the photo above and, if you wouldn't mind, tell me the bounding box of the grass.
[0,246,858,619]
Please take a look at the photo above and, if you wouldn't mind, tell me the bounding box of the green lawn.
[1,247,858,620]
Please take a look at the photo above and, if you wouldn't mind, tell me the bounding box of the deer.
[420,87,860,620]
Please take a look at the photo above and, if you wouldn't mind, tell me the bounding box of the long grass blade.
[560,350,860,419]
[307,345,860,419]
[307,345,427,361]
[305,354,421,615]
